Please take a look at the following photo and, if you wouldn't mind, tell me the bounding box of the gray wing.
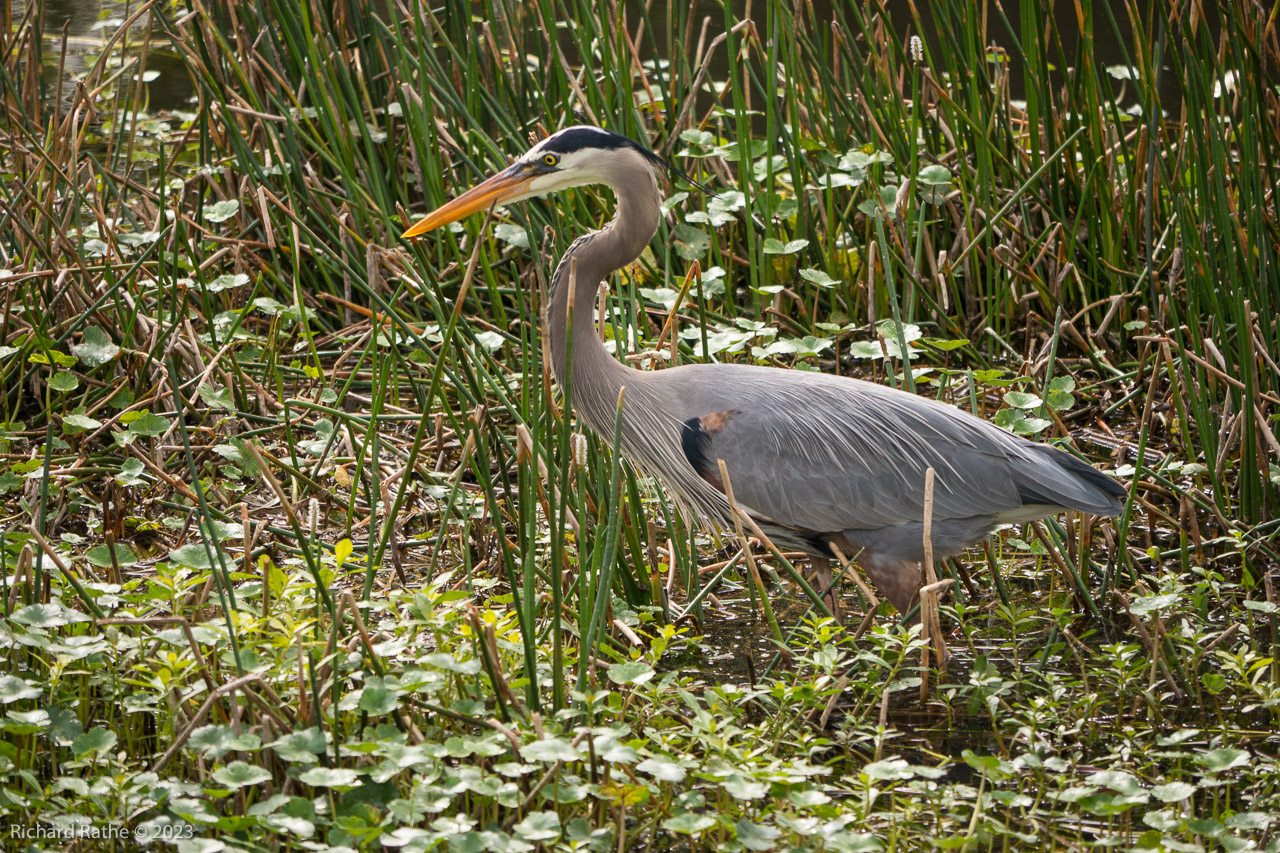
[671,366,1121,534]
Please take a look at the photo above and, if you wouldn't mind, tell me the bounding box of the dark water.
[879,0,1186,110]
[23,0,194,113]
[30,0,1182,124]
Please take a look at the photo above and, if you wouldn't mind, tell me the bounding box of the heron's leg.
[861,556,956,662]
[809,556,842,624]
[858,555,923,621]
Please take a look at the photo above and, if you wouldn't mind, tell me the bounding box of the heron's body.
[404,126,1125,616]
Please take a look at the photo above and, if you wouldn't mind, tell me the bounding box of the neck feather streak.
[544,169,660,436]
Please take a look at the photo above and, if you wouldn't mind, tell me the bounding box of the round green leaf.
[197,384,235,410]
[799,268,840,287]
[128,412,171,437]
[268,727,328,762]
[1196,748,1250,772]
[788,788,831,807]
[1003,391,1042,409]
[520,737,580,763]
[722,775,768,800]
[190,725,237,758]
[637,756,686,783]
[357,687,400,716]
[169,544,218,569]
[0,676,41,704]
[204,200,241,223]
[607,661,654,685]
[1150,782,1196,802]
[62,413,103,432]
[917,164,953,185]
[513,811,561,842]
[672,223,710,261]
[71,327,120,367]
[493,224,529,248]
[262,809,314,835]
[298,766,360,788]
[1130,593,1179,614]
[49,372,79,392]
[735,819,782,851]
[116,457,147,486]
[762,237,809,255]
[213,761,274,789]
[12,602,89,627]
[662,813,715,835]
[86,543,137,568]
[863,758,915,780]
[207,273,249,292]
[475,331,505,351]
[73,727,117,756]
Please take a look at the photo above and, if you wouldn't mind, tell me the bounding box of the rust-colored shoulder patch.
[699,409,738,434]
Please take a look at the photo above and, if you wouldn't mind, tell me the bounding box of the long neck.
[545,163,660,431]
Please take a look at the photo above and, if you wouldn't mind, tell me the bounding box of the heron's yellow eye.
[542,154,559,167]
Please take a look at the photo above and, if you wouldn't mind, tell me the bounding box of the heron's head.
[401,126,662,239]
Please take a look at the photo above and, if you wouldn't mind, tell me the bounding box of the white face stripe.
[517,128,655,195]
[486,126,661,206]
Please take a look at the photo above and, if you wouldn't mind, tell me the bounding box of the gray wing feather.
[664,364,1119,534]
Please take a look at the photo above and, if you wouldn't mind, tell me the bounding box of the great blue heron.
[402,125,1125,621]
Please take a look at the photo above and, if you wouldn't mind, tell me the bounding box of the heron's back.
[639,362,1124,536]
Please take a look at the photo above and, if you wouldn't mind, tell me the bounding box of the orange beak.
[401,164,537,239]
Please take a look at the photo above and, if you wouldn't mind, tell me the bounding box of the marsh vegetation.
[1,0,1279,849]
